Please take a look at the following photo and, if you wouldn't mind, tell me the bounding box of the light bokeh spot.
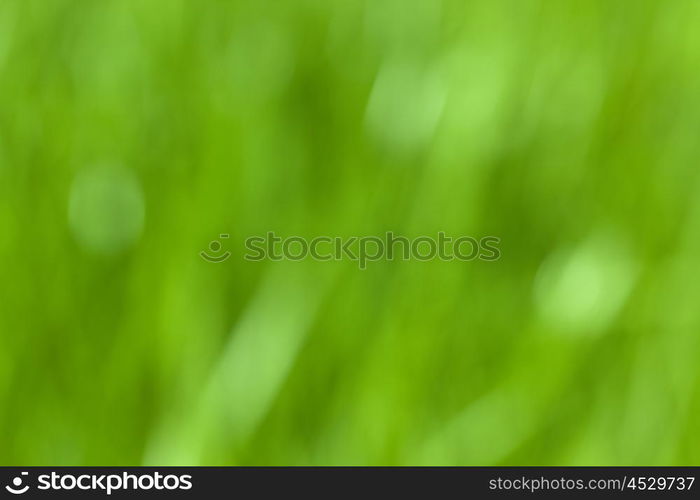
[535,233,637,336]
[365,60,446,154]
[68,164,145,256]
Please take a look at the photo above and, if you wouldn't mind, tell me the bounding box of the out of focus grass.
[1,0,700,465]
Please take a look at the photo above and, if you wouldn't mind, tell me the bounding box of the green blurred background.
[1,0,700,465]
